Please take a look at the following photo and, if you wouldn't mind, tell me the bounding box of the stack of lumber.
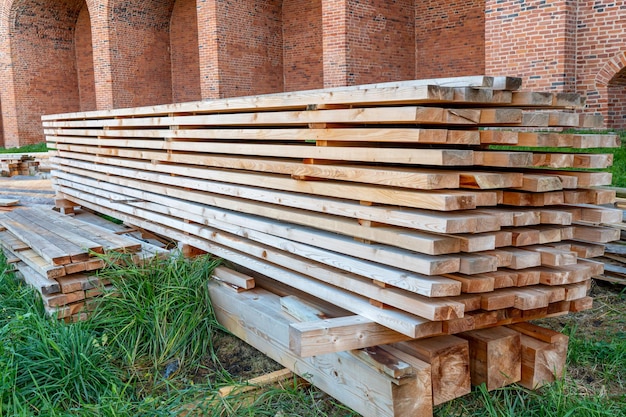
[0,207,168,321]
[580,190,626,284]
[42,75,620,415]
[0,153,41,177]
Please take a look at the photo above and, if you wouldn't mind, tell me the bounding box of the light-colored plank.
[289,316,412,357]
[458,327,521,391]
[52,149,497,233]
[53,154,481,211]
[391,335,471,406]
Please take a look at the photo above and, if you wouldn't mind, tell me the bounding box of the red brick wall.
[345,0,414,85]
[75,4,96,112]
[485,0,577,91]
[7,0,84,146]
[415,0,485,79]
[321,0,349,87]
[322,0,414,87]
[608,81,626,128]
[575,2,626,127]
[197,0,222,99]
[283,0,323,91]
[108,0,174,108]
[171,0,201,103]
[215,0,283,97]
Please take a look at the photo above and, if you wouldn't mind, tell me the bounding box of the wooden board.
[208,281,434,417]
[458,327,521,390]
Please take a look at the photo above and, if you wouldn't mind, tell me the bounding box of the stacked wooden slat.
[0,207,168,321]
[0,154,41,177]
[575,193,626,284]
[42,75,619,414]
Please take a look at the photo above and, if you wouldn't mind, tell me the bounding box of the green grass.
[86,254,223,372]
[0,142,47,154]
[1,251,625,416]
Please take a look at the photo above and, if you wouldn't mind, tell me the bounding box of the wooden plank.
[55,273,108,293]
[212,266,255,290]
[536,263,593,285]
[534,171,612,187]
[0,198,19,206]
[392,336,471,406]
[352,347,416,379]
[53,155,481,211]
[569,296,593,312]
[508,323,569,389]
[496,248,542,270]
[522,245,577,267]
[46,127,479,144]
[569,241,605,258]
[45,106,481,128]
[0,215,72,265]
[41,288,86,308]
[502,190,564,207]
[13,207,105,256]
[458,171,522,189]
[516,174,563,192]
[13,260,60,295]
[208,282,433,417]
[216,368,297,399]
[473,151,532,167]
[574,225,621,243]
[51,134,478,165]
[457,253,498,275]
[480,290,516,310]
[289,315,412,357]
[443,273,494,293]
[60,192,440,337]
[57,177,466,289]
[42,82,461,119]
[0,235,66,279]
[458,327,521,391]
[53,150,497,233]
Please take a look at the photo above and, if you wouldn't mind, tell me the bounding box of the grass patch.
[87,254,223,373]
[0,142,47,154]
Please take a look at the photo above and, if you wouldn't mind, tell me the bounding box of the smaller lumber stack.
[0,154,41,177]
[0,207,167,321]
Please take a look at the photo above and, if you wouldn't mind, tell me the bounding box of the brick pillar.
[0,0,21,147]
[197,0,222,99]
[106,0,174,109]
[415,0,484,79]
[322,0,349,87]
[323,0,415,88]
[90,0,115,110]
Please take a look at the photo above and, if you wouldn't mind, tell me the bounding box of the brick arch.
[595,51,626,88]
[106,0,177,108]
[594,51,626,129]
[3,0,88,146]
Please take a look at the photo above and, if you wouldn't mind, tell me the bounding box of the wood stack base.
[41,75,618,415]
[0,207,168,321]
[208,267,569,417]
